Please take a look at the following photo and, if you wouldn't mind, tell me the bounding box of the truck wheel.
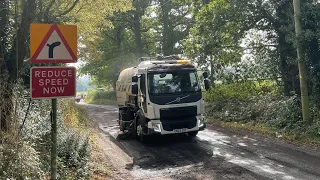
[136,118,147,143]
[188,131,198,137]
[118,112,124,131]
[137,124,145,142]
[131,117,137,138]
[118,112,121,125]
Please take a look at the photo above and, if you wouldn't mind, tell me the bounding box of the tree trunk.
[307,38,320,105]
[160,0,174,56]
[7,0,36,80]
[0,0,10,131]
[209,56,215,86]
[0,0,36,131]
[275,0,301,96]
[278,34,293,95]
[0,0,9,68]
[133,11,143,59]
[0,76,13,131]
[293,0,311,124]
[113,81,117,92]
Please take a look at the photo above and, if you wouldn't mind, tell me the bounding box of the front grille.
[162,117,197,131]
[160,106,197,120]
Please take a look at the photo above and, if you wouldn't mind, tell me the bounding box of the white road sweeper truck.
[116,56,210,142]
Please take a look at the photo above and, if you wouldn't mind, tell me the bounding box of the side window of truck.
[140,74,146,94]
[190,72,199,91]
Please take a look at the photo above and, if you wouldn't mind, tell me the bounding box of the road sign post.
[51,98,57,180]
[30,23,77,180]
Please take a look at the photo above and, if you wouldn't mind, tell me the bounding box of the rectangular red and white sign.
[30,66,76,99]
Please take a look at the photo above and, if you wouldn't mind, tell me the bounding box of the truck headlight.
[152,123,161,132]
[197,116,205,127]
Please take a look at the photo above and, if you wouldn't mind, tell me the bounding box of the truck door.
[139,74,147,113]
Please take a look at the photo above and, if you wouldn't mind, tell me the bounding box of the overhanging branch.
[46,0,56,13]
[58,0,80,16]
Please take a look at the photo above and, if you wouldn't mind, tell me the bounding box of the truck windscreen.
[148,71,200,94]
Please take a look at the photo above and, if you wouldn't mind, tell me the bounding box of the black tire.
[139,129,145,142]
[139,131,150,143]
[131,116,137,138]
[118,112,124,131]
[188,131,198,137]
[136,117,148,143]
[118,112,121,125]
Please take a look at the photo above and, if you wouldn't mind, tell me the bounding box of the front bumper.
[146,115,206,135]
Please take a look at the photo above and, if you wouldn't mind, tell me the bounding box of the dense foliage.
[80,0,319,104]
[0,88,91,179]
[78,0,320,138]
[0,0,131,179]
[84,89,116,104]
[205,93,320,139]
[0,0,132,130]
[204,81,278,102]
[79,0,195,89]
[187,0,320,100]
[190,0,319,137]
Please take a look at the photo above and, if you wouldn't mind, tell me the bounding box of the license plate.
[173,128,187,133]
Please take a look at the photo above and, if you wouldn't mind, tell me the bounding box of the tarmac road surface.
[80,102,320,180]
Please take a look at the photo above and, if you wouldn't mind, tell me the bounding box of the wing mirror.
[204,79,211,91]
[202,71,209,79]
[132,84,138,94]
[132,76,138,83]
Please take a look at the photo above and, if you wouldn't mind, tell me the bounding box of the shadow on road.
[110,133,213,170]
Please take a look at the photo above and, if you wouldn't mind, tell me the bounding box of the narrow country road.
[79,102,320,180]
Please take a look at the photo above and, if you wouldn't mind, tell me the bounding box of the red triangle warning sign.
[31,24,77,63]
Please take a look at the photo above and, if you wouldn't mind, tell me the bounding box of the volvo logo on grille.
[166,94,190,105]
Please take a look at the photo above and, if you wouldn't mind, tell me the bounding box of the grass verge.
[206,118,320,149]
[84,90,116,105]
[77,91,87,96]
[60,99,112,179]
[86,99,117,105]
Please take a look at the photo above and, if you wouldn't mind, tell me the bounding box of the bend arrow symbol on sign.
[47,41,61,58]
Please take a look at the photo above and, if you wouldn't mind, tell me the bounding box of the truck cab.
[116,56,210,141]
